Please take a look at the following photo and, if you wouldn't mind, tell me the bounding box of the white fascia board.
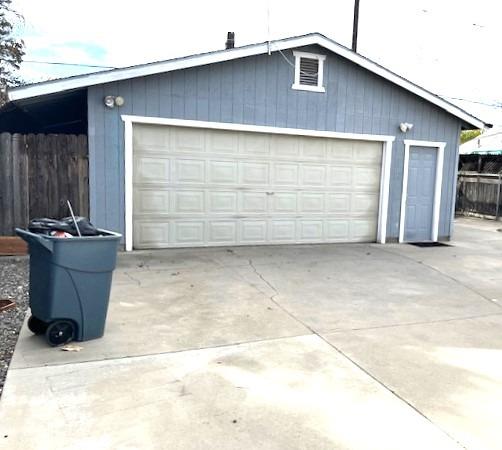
[8,36,316,101]
[9,33,485,129]
[315,39,485,130]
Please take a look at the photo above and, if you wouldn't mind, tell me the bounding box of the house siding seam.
[87,44,461,240]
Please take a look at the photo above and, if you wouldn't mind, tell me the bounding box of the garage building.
[1,33,486,249]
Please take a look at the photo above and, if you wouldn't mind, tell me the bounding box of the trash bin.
[16,228,121,347]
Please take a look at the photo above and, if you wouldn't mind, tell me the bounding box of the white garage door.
[132,124,382,249]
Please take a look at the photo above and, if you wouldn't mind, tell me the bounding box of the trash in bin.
[28,216,100,237]
[16,226,121,347]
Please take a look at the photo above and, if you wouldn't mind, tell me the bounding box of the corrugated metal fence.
[0,133,88,236]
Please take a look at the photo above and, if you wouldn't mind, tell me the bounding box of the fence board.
[77,135,89,217]
[0,133,14,235]
[457,172,502,219]
[0,133,88,235]
[11,134,29,229]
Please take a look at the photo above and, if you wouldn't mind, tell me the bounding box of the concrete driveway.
[1,217,502,449]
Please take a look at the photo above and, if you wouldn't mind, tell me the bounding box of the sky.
[11,0,502,127]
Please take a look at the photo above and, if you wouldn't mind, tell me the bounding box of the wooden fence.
[456,171,502,219]
[0,133,88,236]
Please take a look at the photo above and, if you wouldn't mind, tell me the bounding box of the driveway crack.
[248,259,465,448]
[247,259,312,332]
[124,272,142,286]
[319,336,468,449]
[248,259,278,295]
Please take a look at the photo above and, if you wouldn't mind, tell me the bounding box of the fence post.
[0,133,14,235]
[496,174,501,221]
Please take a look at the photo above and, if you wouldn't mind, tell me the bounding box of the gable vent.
[299,57,319,86]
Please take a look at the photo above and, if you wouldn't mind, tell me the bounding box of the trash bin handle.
[15,228,54,253]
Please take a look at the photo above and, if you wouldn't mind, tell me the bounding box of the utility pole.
[352,0,360,52]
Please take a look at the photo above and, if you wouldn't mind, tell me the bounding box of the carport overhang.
[0,89,87,134]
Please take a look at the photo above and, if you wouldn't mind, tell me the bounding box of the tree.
[460,129,482,145]
[0,0,24,106]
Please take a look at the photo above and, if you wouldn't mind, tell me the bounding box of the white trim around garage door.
[399,139,446,243]
[121,115,395,251]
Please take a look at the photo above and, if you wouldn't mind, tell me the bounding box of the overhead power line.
[441,95,502,109]
[20,59,501,111]
[23,60,117,69]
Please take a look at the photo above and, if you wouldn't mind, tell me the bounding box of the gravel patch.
[0,257,29,398]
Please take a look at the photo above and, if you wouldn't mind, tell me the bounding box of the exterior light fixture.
[114,96,125,107]
[104,96,115,108]
[399,122,414,133]
[103,95,125,108]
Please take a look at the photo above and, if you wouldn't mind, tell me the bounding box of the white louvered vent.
[299,57,319,86]
[292,51,326,93]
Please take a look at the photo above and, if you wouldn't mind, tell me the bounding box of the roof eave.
[8,33,486,130]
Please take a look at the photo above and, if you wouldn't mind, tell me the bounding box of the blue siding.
[87,45,463,240]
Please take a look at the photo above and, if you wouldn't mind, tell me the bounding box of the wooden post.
[0,133,14,235]
[12,134,29,229]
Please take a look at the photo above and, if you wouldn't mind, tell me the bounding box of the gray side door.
[404,146,437,242]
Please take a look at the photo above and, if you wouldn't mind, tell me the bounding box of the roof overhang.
[9,33,486,130]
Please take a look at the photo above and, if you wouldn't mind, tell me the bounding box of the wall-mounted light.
[399,122,414,133]
[103,95,125,108]
[114,96,125,107]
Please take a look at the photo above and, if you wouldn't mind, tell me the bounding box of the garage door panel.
[270,220,296,241]
[329,166,352,187]
[208,221,237,243]
[327,194,351,213]
[241,192,268,213]
[300,193,325,213]
[241,220,268,243]
[301,138,326,159]
[209,161,238,184]
[240,162,269,184]
[271,135,300,157]
[354,142,381,163]
[241,133,270,155]
[209,191,238,213]
[174,128,205,152]
[133,125,382,248]
[133,124,171,151]
[174,191,205,214]
[134,189,170,214]
[301,165,327,186]
[174,159,206,184]
[134,221,170,248]
[174,221,205,244]
[326,220,350,241]
[327,140,354,160]
[299,220,323,241]
[135,156,170,183]
[354,166,381,189]
[352,219,377,240]
[208,130,239,154]
[272,192,297,213]
[353,193,379,214]
[273,163,299,185]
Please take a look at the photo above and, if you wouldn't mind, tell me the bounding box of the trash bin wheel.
[27,316,48,335]
[45,320,76,347]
